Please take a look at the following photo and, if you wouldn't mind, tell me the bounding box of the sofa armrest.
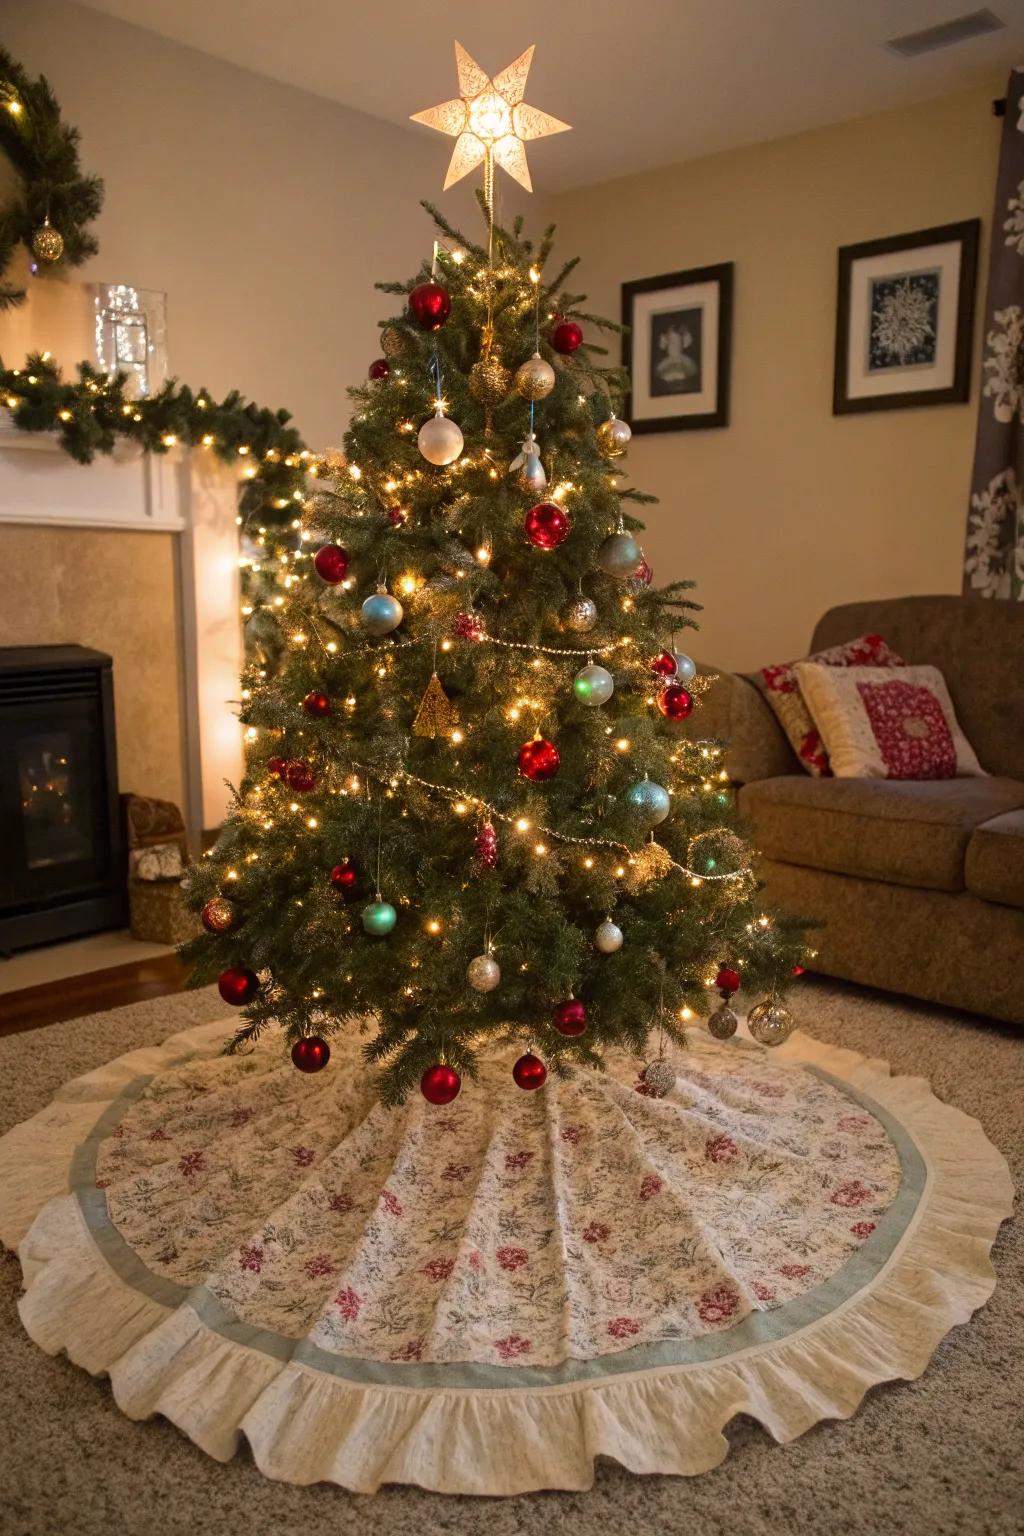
[685,667,798,785]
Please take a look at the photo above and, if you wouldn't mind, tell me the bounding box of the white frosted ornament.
[748,998,796,1047]
[360,585,404,635]
[672,651,697,684]
[596,415,632,458]
[418,406,464,466]
[595,920,623,953]
[467,953,501,992]
[573,663,614,707]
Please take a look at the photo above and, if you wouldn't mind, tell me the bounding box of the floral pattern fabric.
[756,633,904,776]
[94,1028,901,1369]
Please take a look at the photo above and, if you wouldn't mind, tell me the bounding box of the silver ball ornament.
[642,1058,676,1098]
[573,662,614,707]
[748,998,796,1047]
[360,586,404,635]
[514,351,556,401]
[467,953,501,993]
[625,779,671,827]
[596,415,632,458]
[671,651,697,684]
[563,596,598,632]
[707,1003,739,1041]
[597,531,643,578]
[418,408,464,466]
[594,920,623,954]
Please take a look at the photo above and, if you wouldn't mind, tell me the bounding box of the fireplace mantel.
[0,426,244,843]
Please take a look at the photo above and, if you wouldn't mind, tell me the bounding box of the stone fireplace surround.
[0,422,243,850]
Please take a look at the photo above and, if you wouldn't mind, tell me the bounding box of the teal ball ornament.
[360,587,403,635]
[596,531,643,578]
[626,779,671,826]
[362,900,397,936]
[573,662,614,707]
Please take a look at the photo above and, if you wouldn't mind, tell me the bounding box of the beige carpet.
[0,980,1019,1536]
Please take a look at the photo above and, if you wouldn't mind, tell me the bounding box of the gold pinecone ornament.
[32,217,64,264]
[380,325,408,358]
[469,350,511,408]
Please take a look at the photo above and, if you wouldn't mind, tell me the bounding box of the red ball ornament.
[329,859,358,898]
[715,967,741,995]
[651,650,678,678]
[218,966,259,1006]
[368,357,390,381]
[266,756,287,779]
[792,963,806,977]
[313,544,349,584]
[549,317,583,354]
[421,1064,462,1105]
[302,691,331,718]
[657,683,694,721]
[524,501,571,550]
[552,999,587,1036]
[408,281,451,332]
[518,737,560,782]
[284,759,317,793]
[292,1036,331,1073]
[201,896,235,935]
[513,1052,548,1090]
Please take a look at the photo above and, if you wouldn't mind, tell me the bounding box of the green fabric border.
[70,1061,927,1391]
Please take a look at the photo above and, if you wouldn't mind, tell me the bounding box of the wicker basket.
[128,876,200,946]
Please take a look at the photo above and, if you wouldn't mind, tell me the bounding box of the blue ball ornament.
[361,587,403,636]
[625,779,671,826]
[362,900,397,936]
[597,531,642,578]
[573,662,614,707]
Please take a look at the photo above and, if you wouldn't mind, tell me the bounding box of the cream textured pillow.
[793,663,985,780]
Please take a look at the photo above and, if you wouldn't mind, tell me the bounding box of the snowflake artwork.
[868,271,939,371]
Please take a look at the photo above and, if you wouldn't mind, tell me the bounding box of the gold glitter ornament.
[622,841,674,893]
[748,998,796,1047]
[32,217,64,263]
[413,673,460,738]
[514,351,556,401]
[200,896,236,934]
[596,415,632,458]
[469,351,511,407]
[380,325,407,358]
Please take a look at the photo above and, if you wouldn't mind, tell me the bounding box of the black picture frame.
[833,220,979,415]
[621,262,733,432]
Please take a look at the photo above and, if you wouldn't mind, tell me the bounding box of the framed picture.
[621,263,733,432]
[833,220,979,415]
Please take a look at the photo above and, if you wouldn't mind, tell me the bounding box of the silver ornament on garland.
[360,585,404,635]
[596,415,632,458]
[563,595,597,632]
[467,953,501,992]
[707,1002,739,1041]
[641,1057,676,1098]
[32,217,64,263]
[510,430,546,493]
[748,998,796,1047]
[514,351,556,401]
[418,406,464,466]
[594,919,623,953]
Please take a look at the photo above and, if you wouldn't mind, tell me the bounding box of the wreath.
[0,46,103,310]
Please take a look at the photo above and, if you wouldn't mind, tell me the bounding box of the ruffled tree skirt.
[0,1014,1012,1495]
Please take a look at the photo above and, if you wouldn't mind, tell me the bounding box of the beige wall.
[550,85,1001,670]
[2,0,506,449]
[0,526,186,806]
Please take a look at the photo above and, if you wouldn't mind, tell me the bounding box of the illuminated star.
[411,42,570,193]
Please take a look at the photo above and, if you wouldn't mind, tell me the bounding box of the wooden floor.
[0,953,189,1038]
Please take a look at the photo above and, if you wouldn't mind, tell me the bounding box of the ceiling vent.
[885,9,1005,57]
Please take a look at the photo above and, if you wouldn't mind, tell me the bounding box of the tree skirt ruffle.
[0,1015,1012,1495]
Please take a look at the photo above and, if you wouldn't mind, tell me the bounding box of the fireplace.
[0,646,127,953]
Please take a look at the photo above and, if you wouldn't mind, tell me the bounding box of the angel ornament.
[510,430,547,494]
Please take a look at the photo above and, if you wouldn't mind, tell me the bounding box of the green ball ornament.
[573,662,614,707]
[362,900,397,936]
[625,779,671,826]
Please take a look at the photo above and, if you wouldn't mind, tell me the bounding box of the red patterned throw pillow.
[793,663,985,780]
[757,634,904,776]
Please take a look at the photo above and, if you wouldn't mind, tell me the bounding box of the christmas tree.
[183,45,805,1104]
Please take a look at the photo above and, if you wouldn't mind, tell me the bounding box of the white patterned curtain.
[964,67,1024,601]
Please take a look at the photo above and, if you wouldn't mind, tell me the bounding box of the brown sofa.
[693,596,1024,1025]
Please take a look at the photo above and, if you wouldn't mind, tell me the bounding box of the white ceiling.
[77,0,1024,190]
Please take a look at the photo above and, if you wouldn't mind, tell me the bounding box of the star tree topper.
[411,42,570,192]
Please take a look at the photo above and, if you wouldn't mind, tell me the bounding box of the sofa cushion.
[965,810,1024,909]
[739,774,1024,891]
